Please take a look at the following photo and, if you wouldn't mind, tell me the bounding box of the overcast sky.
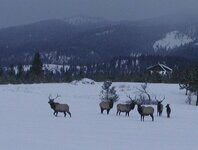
[0,0,197,28]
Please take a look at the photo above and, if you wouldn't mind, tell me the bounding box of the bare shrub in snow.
[135,83,155,104]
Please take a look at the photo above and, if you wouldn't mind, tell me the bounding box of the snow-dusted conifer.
[99,80,119,102]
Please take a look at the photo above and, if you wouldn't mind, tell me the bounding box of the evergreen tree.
[189,69,198,106]
[7,64,16,83]
[16,64,24,83]
[17,64,24,78]
[0,67,3,76]
[0,67,4,83]
[179,70,192,95]
[9,64,15,77]
[30,52,43,76]
[99,80,119,102]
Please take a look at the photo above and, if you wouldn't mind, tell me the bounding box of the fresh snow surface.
[71,78,95,85]
[0,82,197,150]
[43,64,70,73]
[153,31,194,51]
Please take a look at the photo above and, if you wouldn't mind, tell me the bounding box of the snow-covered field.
[0,80,197,150]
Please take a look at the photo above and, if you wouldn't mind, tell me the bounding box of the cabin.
[147,63,172,76]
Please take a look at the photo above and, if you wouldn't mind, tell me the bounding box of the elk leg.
[116,110,119,115]
[67,111,71,117]
[167,113,170,118]
[141,115,144,121]
[107,109,110,114]
[150,114,154,121]
[64,112,66,117]
[125,112,129,116]
[100,108,104,114]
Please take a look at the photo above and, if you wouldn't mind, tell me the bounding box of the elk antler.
[53,94,61,100]
[127,95,133,101]
[155,96,165,102]
[48,94,61,101]
[161,96,165,102]
[48,94,53,101]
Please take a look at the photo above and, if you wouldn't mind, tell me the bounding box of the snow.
[153,31,194,51]
[0,82,197,150]
[71,78,95,85]
[5,64,70,74]
[43,64,70,73]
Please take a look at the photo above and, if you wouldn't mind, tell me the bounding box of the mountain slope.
[0,16,198,66]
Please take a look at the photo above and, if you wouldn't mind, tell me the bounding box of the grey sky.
[0,0,197,28]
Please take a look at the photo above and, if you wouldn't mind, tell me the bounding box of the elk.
[99,100,114,115]
[116,96,136,116]
[48,94,71,117]
[166,104,171,118]
[137,104,154,121]
[155,96,165,116]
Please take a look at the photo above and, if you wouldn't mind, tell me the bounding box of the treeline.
[0,53,73,84]
[0,53,198,84]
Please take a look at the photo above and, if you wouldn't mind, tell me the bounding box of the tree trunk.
[196,92,198,106]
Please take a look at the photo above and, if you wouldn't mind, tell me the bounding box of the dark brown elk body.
[48,96,71,117]
[166,104,171,118]
[137,104,154,121]
[99,100,114,114]
[155,97,165,117]
[116,101,136,116]
[157,101,163,116]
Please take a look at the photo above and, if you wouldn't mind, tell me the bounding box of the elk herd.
[48,94,171,121]
[99,96,171,121]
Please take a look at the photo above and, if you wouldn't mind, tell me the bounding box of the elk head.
[126,95,137,105]
[155,96,165,104]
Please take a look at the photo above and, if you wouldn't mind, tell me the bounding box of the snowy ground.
[0,81,197,150]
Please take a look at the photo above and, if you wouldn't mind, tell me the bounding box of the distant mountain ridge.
[0,15,198,66]
[64,16,110,26]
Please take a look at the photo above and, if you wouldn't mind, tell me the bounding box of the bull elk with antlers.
[116,96,136,116]
[155,96,165,117]
[48,94,71,117]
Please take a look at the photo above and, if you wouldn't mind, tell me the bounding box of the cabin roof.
[147,63,172,72]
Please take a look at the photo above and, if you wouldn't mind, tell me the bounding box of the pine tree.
[9,64,15,77]
[0,67,3,83]
[189,69,198,106]
[179,70,192,95]
[99,80,119,102]
[16,64,24,83]
[30,52,43,76]
[17,64,24,77]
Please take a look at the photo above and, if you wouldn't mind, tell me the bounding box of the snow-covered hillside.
[0,82,197,150]
[153,31,195,51]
